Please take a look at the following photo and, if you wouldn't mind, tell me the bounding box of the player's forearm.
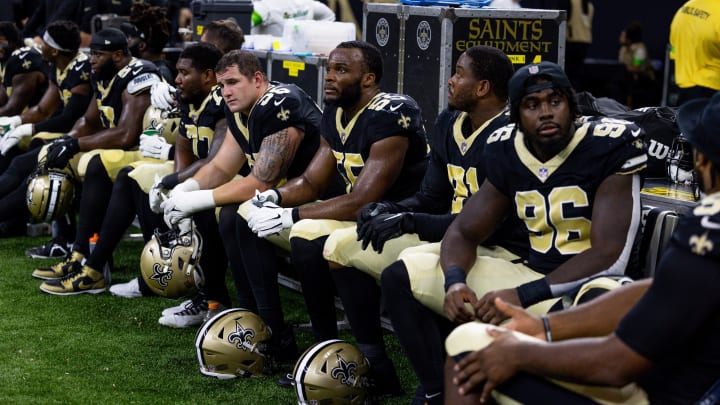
[192,160,236,190]
[276,175,324,207]
[77,127,138,151]
[515,337,640,387]
[212,175,265,206]
[548,279,651,340]
[440,221,484,274]
[297,193,366,222]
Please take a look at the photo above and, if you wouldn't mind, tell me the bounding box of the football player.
[0,29,159,236]
[321,45,527,404]
[150,19,246,111]
[381,61,647,404]
[0,21,47,118]
[0,20,90,244]
[156,49,324,338]
[246,40,427,395]
[29,28,164,294]
[445,93,720,405]
[36,43,228,299]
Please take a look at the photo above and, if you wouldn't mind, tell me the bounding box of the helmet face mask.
[140,225,204,297]
[195,309,272,378]
[26,167,76,223]
[292,340,371,405]
[667,135,700,200]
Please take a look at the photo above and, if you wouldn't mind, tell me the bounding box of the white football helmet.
[666,134,699,199]
[195,308,272,378]
[26,167,76,223]
[139,223,204,298]
[292,339,371,405]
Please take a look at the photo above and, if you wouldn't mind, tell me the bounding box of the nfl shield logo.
[539,167,548,179]
[529,65,539,74]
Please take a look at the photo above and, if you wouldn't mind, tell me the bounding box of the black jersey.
[94,58,160,129]
[51,52,91,108]
[485,116,647,274]
[420,109,510,215]
[615,192,720,404]
[2,46,47,107]
[226,82,322,178]
[179,86,225,160]
[321,92,427,200]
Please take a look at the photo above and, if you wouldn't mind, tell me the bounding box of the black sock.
[381,260,449,397]
[290,236,337,341]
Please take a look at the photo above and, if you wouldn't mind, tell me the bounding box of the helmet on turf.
[292,339,371,405]
[195,308,272,378]
[139,223,204,298]
[142,105,181,145]
[26,167,76,223]
[666,133,699,200]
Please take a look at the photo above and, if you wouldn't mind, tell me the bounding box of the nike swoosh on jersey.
[389,103,403,112]
[19,52,28,59]
[701,216,720,230]
[631,128,641,137]
[132,67,143,75]
[274,97,286,106]
[74,63,85,71]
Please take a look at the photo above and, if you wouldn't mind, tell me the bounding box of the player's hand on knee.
[453,327,522,402]
[444,283,478,323]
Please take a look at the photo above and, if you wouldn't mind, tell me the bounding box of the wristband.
[162,172,180,189]
[516,278,552,308]
[272,187,282,205]
[541,314,552,342]
[443,266,467,292]
[291,207,300,222]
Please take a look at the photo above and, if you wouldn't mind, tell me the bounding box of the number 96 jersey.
[484,117,647,274]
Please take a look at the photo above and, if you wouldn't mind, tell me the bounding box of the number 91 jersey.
[484,116,647,273]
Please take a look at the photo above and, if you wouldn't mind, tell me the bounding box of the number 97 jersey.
[484,117,647,274]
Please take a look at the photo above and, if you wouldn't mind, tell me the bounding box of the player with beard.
[391,61,646,403]
[245,40,427,396]
[0,28,156,237]
[321,45,528,405]
[0,20,90,242]
[155,49,324,341]
[37,43,228,298]
[444,93,720,405]
[150,19,245,112]
[0,21,48,118]
[27,28,163,294]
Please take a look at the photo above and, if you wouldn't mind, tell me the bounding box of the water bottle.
[203,301,221,324]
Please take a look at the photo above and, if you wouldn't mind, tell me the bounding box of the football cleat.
[159,295,219,328]
[25,237,72,259]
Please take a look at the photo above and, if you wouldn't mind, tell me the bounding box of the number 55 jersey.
[484,116,648,274]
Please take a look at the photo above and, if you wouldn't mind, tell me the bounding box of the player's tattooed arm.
[252,127,303,186]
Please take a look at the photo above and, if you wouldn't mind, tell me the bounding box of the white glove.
[148,175,169,214]
[150,81,177,110]
[0,115,22,135]
[139,134,173,160]
[161,189,215,226]
[247,202,294,238]
[251,188,280,207]
[0,123,32,155]
[173,178,200,194]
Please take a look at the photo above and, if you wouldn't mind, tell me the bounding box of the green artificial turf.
[0,236,417,404]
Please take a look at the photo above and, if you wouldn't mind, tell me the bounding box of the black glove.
[356,200,405,233]
[45,137,80,169]
[160,172,180,189]
[360,212,415,254]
